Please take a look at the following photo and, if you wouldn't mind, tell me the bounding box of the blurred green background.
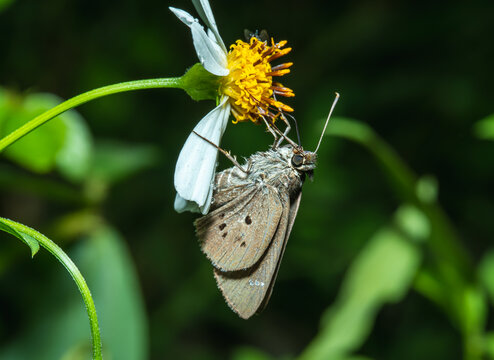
[1,0,494,359]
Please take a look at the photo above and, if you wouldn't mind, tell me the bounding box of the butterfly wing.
[210,166,251,208]
[213,193,290,319]
[195,184,283,272]
[257,191,302,314]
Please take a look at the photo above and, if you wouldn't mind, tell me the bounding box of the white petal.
[192,0,227,52]
[174,193,201,213]
[207,28,225,61]
[169,7,196,27]
[174,98,231,214]
[170,6,228,76]
[190,22,228,76]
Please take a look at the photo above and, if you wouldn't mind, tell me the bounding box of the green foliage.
[0,217,102,359]
[90,140,159,185]
[0,86,157,358]
[474,114,494,140]
[2,1,494,359]
[300,206,421,360]
[0,89,92,181]
[0,225,146,360]
[326,118,488,360]
[86,227,147,360]
[0,218,40,257]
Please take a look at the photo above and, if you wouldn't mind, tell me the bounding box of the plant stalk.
[0,78,183,152]
[1,218,103,359]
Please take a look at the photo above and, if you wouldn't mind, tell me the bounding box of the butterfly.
[194,94,339,319]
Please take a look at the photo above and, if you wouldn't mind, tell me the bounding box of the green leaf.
[0,92,93,180]
[473,114,494,140]
[299,211,421,360]
[81,227,148,360]
[415,175,438,204]
[55,101,93,182]
[1,93,67,173]
[483,332,494,358]
[476,252,494,337]
[90,140,160,184]
[394,204,430,242]
[0,217,40,257]
[414,269,447,310]
[459,286,486,344]
[0,226,147,360]
[0,216,102,358]
[479,251,494,305]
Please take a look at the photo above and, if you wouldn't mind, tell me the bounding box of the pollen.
[220,37,294,124]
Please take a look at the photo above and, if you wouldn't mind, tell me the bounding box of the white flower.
[170,0,231,214]
[171,0,294,214]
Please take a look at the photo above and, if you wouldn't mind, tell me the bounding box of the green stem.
[0,77,183,152]
[1,218,103,359]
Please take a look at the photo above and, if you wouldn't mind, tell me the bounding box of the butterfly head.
[290,147,317,179]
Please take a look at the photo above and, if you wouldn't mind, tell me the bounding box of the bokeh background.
[1,0,494,359]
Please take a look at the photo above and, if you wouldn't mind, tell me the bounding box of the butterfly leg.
[192,131,249,174]
[261,115,299,149]
[275,112,291,148]
[245,158,253,173]
[271,93,292,148]
[260,115,280,146]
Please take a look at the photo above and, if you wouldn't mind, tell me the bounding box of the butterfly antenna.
[315,92,340,154]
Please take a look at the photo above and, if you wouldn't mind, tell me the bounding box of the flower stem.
[0,217,103,359]
[0,77,183,152]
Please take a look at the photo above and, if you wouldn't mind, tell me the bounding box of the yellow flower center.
[220,37,294,124]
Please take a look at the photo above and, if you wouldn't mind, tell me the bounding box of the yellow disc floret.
[220,37,294,124]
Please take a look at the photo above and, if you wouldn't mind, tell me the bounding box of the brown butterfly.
[194,94,339,319]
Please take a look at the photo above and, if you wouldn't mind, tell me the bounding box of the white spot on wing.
[249,279,265,287]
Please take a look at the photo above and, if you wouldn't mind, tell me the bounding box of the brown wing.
[257,191,302,314]
[213,193,290,319]
[210,167,250,209]
[195,185,283,272]
[210,184,247,210]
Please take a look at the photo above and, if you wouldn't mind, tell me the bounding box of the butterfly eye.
[291,154,304,167]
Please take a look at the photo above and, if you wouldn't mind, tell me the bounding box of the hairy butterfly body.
[194,145,317,319]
